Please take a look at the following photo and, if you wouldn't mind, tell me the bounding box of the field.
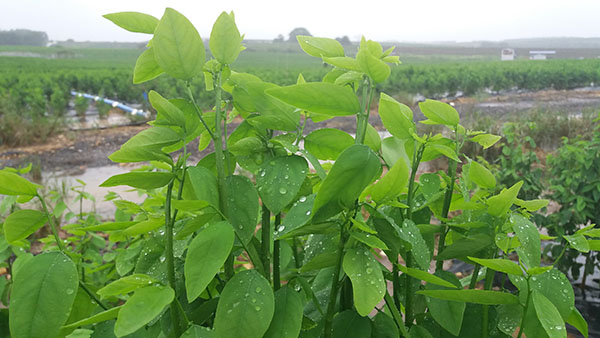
[1,19,600,338]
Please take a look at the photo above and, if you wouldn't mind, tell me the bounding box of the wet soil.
[3,87,599,173]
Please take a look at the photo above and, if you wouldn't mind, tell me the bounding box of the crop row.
[2,52,600,120]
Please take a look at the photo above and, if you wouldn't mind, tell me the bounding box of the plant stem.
[186,83,215,141]
[392,263,401,309]
[384,293,409,337]
[261,204,271,282]
[273,213,281,291]
[164,180,182,337]
[79,281,108,310]
[355,77,373,145]
[435,133,459,272]
[295,115,308,146]
[481,267,495,338]
[516,276,532,338]
[404,142,425,327]
[324,226,346,338]
[213,71,227,211]
[212,71,234,279]
[469,264,481,289]
[37,194,64,251]
[292,238,301,269]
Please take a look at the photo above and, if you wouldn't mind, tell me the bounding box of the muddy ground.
[1,87,600,173]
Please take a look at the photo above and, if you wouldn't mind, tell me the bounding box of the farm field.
[1,9,600,338]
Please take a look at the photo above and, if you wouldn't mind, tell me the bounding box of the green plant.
[496,122,545,201]
[545,116,600,287]
[0,8,595,338]
[74,95,89,119]
[97,101,111,119]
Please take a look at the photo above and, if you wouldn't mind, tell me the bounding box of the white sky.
[2,0,600,42]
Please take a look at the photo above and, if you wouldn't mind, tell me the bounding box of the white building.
[529,51,556,60]
[501,48,516,61]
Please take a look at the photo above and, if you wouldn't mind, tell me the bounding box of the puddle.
[43,165,146,219]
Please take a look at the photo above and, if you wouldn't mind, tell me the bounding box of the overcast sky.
[2,0,600,42]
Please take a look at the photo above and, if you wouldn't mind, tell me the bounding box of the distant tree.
[273,34,285,43]
[0,29,48,46]
[288,28,311,42]
[336,36,351,45]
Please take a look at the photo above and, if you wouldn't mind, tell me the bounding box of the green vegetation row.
[0,8,597,338]
[2,43,600,123]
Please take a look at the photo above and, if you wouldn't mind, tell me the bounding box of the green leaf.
[133,48,163,84]
[97,274,156,298]
[234,81,300,131]
[487,181,523,216]
[396,264,458,289]
[0,170,40,196]
[103,12,159,34]
[153,8,205,80]
[266,83,361,116]
[381,137,410,167]
[3,209,47,243]
[301,250,339,273]
[467,257,522,275]
[511,214,541,269]
[108,126,180,164]
[256,156,308,214]
[357,48,390,83]
[437,233,492,260]
[564,233,590,252]
[210,11,243,65]
[401,219,432,269]
[10,252,79,338]
[588,239,600,250]
[408,325,434,338]
[417,289,519,305]
[372,313,400,338]
[312,145,381,222]
[496,304,523,336]
[514,198,549,212]
[322,56,361,71]
[342,246,386,316]
[109,146,171,164]
[368,154,409,205]
[378,93,415,140]
[185,221,235,302]
[364,123,381,152]
[469,161,496,189]
[516,269,575,320]
[225,175,259,245]
[333,310,372,338]
[181,325,220,338]
[275,194,316,239]
[566,308,588,338]
[471,134,501,149]
[297,35,344,58]
[349,231,389,250]
[305,128,354,161]
[62,306,121,330]
[263,286,303,338]
[149,90,187,127]
[532,291,567,338]
[214,270,275,338]
[418,100,459,126]
[114,286,174,337]
[424,272,465,336]
[99,172,174,189]
[184,166,220,209]
[429,143,459,162]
